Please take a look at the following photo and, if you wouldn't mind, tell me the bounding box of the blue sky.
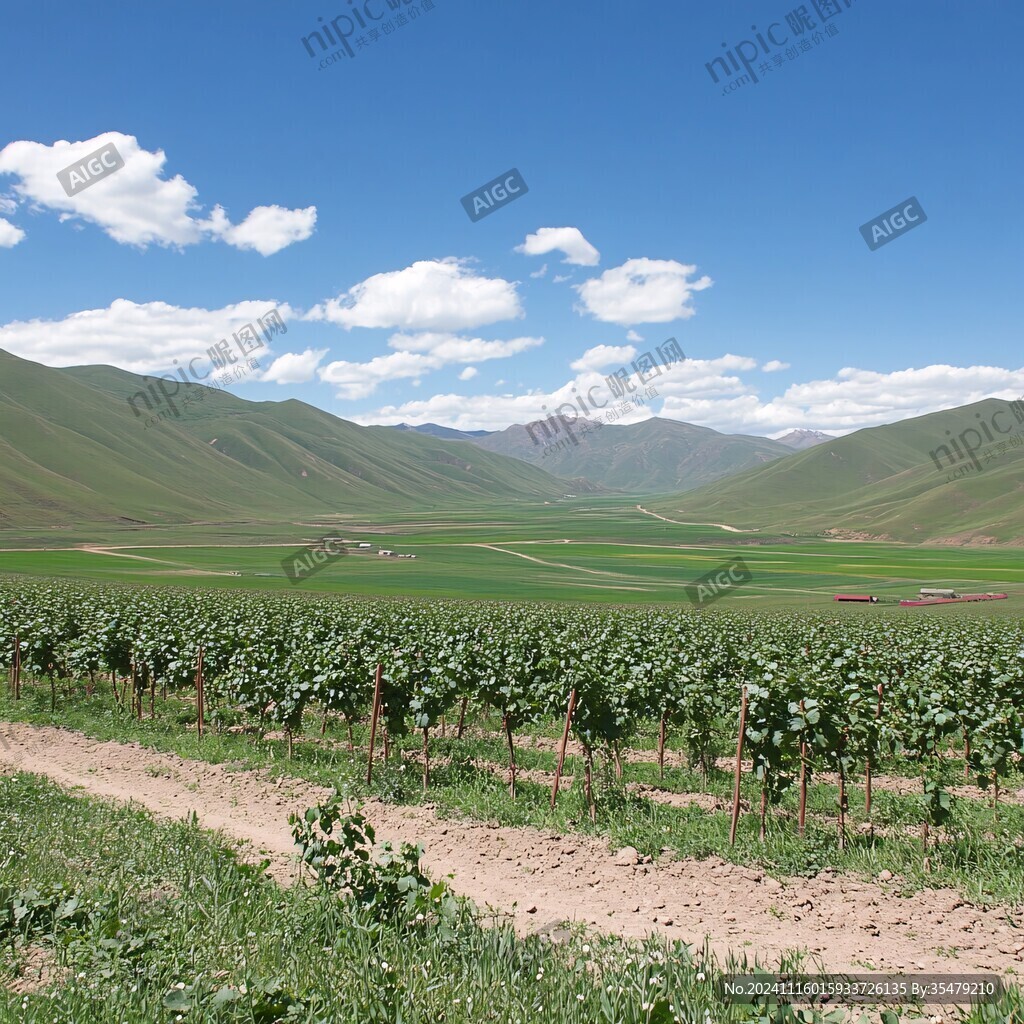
[0,0,1021,439]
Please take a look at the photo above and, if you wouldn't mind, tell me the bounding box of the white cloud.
[306,257,522,331]
[319,351,438,400]
[0,132,315,253]
[389,331,542,362]
[626,330,643,342]
[0,298,294,373]
[570,344,637,372]
[575,258,712,325]
[318,331,542,400]
[203,203,316,256]
[553,274,571,284]
[262,348,327,384]
[658,364,1024,435]
[529,263,548,279]
[762,360,790,372]
[516,226,600,266]
[458,366,478,381]
[0,218,25,247]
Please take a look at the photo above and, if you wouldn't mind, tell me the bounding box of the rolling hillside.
[653,398,1024,544]
[472,416,792,493]
[0,350,586,529]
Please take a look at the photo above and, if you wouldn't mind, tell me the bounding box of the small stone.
[879,870,893,882]
[525,905,537,914]
[614,846,639,866]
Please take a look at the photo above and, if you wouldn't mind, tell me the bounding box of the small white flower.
[582,943,591,953]
[696,971,706,981]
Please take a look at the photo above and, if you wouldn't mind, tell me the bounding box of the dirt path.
[0,723,1020,975]
[635,506,759,533]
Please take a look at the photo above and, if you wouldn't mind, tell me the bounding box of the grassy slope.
[0,350,579,529]
[474,416,791,493]
[653,398,1024,543]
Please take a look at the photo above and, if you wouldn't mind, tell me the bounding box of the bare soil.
[0,723,1021,976]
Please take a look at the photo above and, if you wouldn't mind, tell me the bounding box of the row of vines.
[2,578,1023,852]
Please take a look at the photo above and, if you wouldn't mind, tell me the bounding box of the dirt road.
[0,722,1019,975]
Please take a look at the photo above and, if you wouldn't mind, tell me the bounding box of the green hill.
[0,349,586,529]
[472,416,791,493]
[652,398,1024,544]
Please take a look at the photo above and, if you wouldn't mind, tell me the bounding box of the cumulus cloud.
[203,204,317,256]
[306,258,522,331]
[262,348,328,384]
[319,351,439,400]
[0,218,24,247]
[319,331,543,399]
[351,357,1024,440]
[626,330,643,342]
[570,344,637,372]
[458,366,478,381]
[0,132,315,253]
[575,258,712,326]
[0,298,294,373]
[762,360,790,372]
[389,331,542,362]
[516,226,600,266]
[658,364,1024,436]
[529,263,548,279]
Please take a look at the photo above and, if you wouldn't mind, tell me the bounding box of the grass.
[0,772,944,1024]
[3,679,1024,908]
[1,499,1023,608]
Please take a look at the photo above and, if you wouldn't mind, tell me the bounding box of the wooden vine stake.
[422,728,430,790]
[865,683,883,822]
[366,663,383,785]
[657,711,668,782]
[456,696,469,739]
[837,730,848,852]
[612,740,623,781]
[503,715,517,799]
[584,746,596,822]
[195,647,205,740]
[729,685,748,846]
[797,699,808,836]
[11,635,20,701]
[549,688,577,810]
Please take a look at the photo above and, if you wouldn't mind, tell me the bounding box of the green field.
[2,498,1022,608]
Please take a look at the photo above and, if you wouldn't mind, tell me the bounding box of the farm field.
[2,578,1023,1021]
[1,499,1023,607]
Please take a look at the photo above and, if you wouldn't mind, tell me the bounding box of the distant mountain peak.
[775,429,833,450]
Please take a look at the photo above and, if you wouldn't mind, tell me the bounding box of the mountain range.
[653,398,1024,544]
[2,347,1022,544]
[0,350,586,529]
[385,418,832,492]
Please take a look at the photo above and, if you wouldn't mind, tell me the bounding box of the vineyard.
[3,577,1023,859]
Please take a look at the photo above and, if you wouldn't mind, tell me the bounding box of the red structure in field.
[833,591,1008,607]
